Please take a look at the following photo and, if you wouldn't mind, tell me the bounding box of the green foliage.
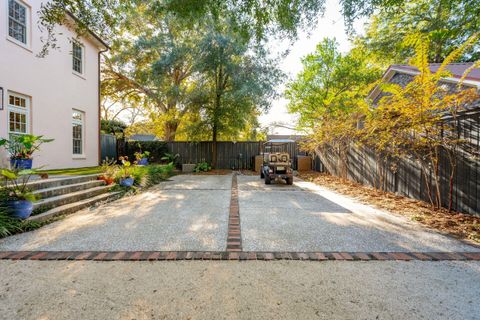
[0,134,53,160]
[101,119,127,138]
[285,38,381,152]
[0,201,40,238]
[132,163,174,187]
[134,151,150,161]
[356,0,480,63]
[117,156,134,179]
[193,162,211,173]
[0,168,38,202]
[100,158,118,180]
[125,141,169,162]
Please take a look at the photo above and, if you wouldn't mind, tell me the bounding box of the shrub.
[133,163,174,188]
[125,141,169,163]
[194,162,211,172]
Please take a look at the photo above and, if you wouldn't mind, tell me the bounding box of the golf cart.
[260,139,294,185]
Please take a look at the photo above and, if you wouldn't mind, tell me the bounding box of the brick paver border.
[1,251,479,261]
[226,174,242,252]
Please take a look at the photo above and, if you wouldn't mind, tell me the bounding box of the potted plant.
[0,134,54,169]
[98,158,117,185]
[134,151,150,166]
[0,168,38,219]
[118,156,134,187]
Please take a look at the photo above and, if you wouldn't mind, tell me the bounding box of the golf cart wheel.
[286,177,293,185]
[265,176,271,184]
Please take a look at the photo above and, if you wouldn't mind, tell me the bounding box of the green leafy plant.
[134,151,151,161]
[194,162,211,173]
[0,168,38,202]
[0,134,53,160]
[161,153,179,164]
[117,156,134,179]
[99,158,118,183]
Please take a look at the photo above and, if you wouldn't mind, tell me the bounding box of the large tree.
[189,29,282,167]
[356,0,480,63]
[37,0,409,56]
[286,38,382,176]
[102,7,199,141]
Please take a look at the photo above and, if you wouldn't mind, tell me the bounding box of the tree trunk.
[163,121,178,142]
[212,93,220,168]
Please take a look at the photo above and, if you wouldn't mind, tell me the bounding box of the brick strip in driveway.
[1,251,479,261]
[226,174,242,252]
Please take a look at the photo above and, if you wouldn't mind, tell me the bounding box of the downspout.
[98,47,108,165]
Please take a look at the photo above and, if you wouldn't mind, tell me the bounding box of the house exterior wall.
[0,0,103,169]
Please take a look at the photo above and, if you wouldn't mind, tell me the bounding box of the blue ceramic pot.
[137,158,148,166]
[120,177,134,187]
[10,158,33,170]
[8,200,34,219]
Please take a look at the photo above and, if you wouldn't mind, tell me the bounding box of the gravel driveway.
[1,260,479,320]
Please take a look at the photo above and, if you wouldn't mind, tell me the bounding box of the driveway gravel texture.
[0,175,231,251]
[238,176,479,252]
[1,260,479,320]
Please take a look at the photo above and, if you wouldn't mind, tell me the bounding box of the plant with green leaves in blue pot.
[0,168,38,220]
[0,134,53,169]
[117,156,135,187]
[134,151,150,166]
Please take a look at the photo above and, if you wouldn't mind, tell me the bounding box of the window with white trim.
[72,110,84,155]
[8,93,30,136]
[8,0,28,45]
[72,42,84,74]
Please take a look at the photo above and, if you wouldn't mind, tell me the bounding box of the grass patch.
[40,166,101,176]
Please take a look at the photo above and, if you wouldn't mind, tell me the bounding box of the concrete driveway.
[1,174,478,253]
[0,175,231,251]
[238,175,479,252]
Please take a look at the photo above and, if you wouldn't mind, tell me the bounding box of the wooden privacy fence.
[100,134,117,161]
[315,112,480,216]
[110,140,308,170]
[165,141,307,170]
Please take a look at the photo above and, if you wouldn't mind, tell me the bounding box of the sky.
[261,0,366,135]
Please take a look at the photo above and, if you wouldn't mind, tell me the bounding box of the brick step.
[23,174,100,191]
[33,180,106,199]
[27,191,122,223]
[33,185,111,213]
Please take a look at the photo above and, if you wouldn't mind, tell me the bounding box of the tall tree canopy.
[188,29,282,166]
[356,0,480,63]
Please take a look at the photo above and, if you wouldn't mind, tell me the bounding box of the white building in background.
[0,0,108,169]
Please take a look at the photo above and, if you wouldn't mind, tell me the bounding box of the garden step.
[23,174,100,191]
[33,185,111,213]
[33,180,106,199]
[27,192,123,223]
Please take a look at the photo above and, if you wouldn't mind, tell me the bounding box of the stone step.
[23,174,100,191]
[33,185,111,213]
[33,180,106,199]
[27,192,123,223]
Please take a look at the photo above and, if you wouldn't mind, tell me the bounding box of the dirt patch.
[298,171,480,244]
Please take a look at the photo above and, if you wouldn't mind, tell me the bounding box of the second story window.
[8,0,28,45]
[72,42,83,74]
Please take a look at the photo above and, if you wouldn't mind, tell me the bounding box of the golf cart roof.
[264,139,295,145]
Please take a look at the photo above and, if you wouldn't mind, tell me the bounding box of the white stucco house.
[0,0,108,169]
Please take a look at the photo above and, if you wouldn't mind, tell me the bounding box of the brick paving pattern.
[226,174,242,252]
[1,251,479,261]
